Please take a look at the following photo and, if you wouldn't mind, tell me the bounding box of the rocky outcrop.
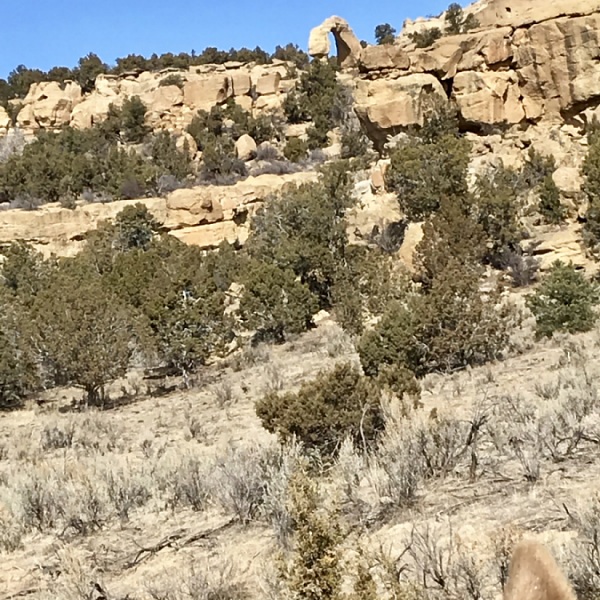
[16,81,82,130]
[354,74,447,143]
[0,172,318,257]
[318,0,600,142]
[0,107,10,133]
[5,62,297,138]
[308,16,363,68]
[235,134,257,161]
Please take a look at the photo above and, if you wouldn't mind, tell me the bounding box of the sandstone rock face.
[513,14,600,119]
[308,16,362,68]
[0,107,9,132]
[348,1,600,139]
[16,81,82,130]
[183,75,232,110]
[359,45,410,72]
[552,167,583,198]
[71,95,117,129]
[0,172,318,256]
[164,188,225,228]
[473,0,600,29]
[526,225,593,272]
[254,73,281,96]
[354,74,447,145]
[453,71,525,125]
[235,134,257,161]
[3,60,299,140]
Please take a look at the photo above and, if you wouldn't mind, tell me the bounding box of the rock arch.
[308,16,362,69]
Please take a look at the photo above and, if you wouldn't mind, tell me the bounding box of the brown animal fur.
[503,540,577,600]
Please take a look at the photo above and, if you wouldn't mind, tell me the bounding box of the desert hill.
[1,0,600,599]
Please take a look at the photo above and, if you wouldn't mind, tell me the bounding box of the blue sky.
[0,0,455,78]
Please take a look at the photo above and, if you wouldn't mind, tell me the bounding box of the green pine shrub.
[526,261,599,339]
[256,362,385,457]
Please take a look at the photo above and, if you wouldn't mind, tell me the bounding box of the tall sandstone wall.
[308,0,600,145]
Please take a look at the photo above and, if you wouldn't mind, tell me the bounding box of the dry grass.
[3,319,600,598]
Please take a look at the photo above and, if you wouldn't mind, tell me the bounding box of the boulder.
[527,225,592,272]
[552,167,583,197]
[359,45,410,72]
[285,123,310,139]
[176,132,198,158]
[164,188,225,228]
[254,73,281,96]
[71,94,119,129]
[398,222,424,273]
[370,160,390,192]
[16,104,38,130]
[235,134,257,161]
[452,71,525,125]
[18,81,82,129]
[354,74,447,145]
[183,75,232,110]
[230,71,252,97]
[234,95,254,112]
[0,106,10,131]
[94,74,121,97]
[141,85,183,115]
[346,190,402,244]
[170,221,242,249]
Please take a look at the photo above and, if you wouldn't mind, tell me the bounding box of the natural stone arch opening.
[308,16,362,69]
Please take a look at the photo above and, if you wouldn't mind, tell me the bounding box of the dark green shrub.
[279,470,343,600]
[0,121,189,205]
[0,241,52,302]
[386,108,470,220]
[375,23,397,45]
[472,168,523,267]
[146,130,193,184]
[340,122,369,159]
[199,136,247,184]
[409,28,442,48]
[119,96,151,143]
[538,175,565,224]
[414,196,486,289]
[284,137,309,162]
[283,60,341,149]
[272,44,310,69]
[239,260,317,343]
[0,294,39,410]
[113,203,162,251]
[31,271,138,406]
[444,3,479,34]
[358,301,418,378]
[582,130,600,252]
[359,261,515,378]
[77,53,109,93]
[187,106,224,149]
[526,261,599,339]
[159,74,185,89]
[256,362,385,457]
[246,164,352,308]
[521,147,556,190]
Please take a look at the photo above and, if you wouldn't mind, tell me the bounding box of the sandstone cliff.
[310,0,600,147]
[2,0,599,268]
[0,173,317,257]
[3,61,294,137]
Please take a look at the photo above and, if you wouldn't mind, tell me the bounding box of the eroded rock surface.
[0,172,318,257]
